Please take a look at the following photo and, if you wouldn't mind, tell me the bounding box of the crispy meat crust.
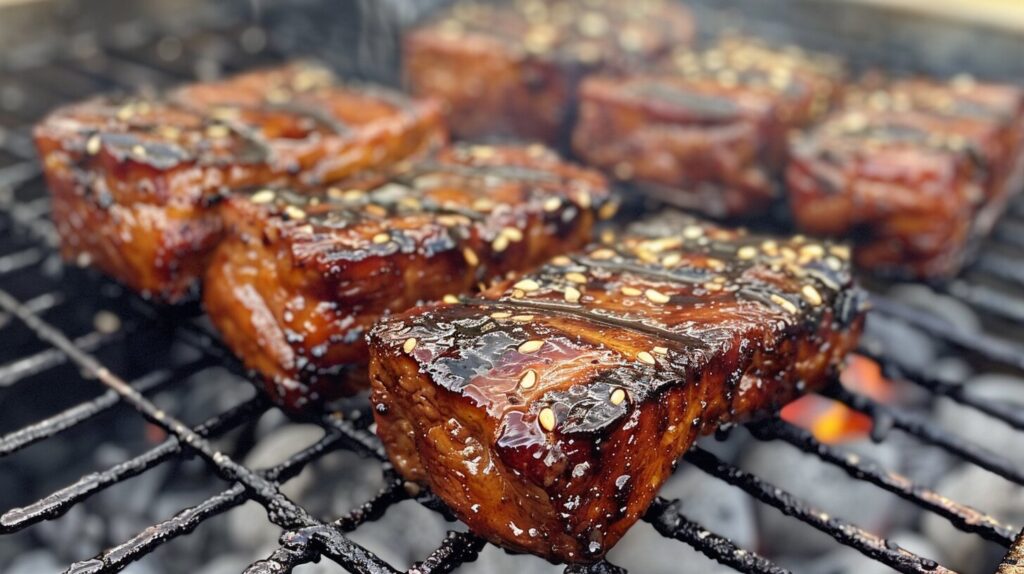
[404,0,694,144]
[572,38,843,218]
[787,78,1024,278]
[369,213,865,563]
[34,62,444,302]
[203,144,611,412]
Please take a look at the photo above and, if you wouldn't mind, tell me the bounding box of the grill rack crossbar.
[1,9,1024,574]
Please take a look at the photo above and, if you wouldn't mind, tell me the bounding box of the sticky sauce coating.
[405,0,694,144]
[369,212,866,563]
[573,37,844,218]
[204,143,611,412]
[34,61,445,302]
[787,76,1024,278]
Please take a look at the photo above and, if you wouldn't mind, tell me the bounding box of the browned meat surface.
[369,213,865,563]
[404,0,694,145]
[34,62,445,302]
[787,77,1024,278]
[572,38,843,218]
[204,143,612,412]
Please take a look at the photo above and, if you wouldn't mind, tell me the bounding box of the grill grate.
[2,3,1024,574]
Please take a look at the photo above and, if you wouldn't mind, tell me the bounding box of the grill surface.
[2,1,1024,573]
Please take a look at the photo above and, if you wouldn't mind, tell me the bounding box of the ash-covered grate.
[2,2,1024,574]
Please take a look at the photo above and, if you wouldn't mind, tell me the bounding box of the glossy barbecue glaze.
[404,0,694,144]
[34,62,444,302]
[572,37,843,218]
[369,213,865,562]
[787,76,1024,278]
[204,143,611,412]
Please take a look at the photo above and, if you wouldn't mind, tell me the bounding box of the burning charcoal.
[921,465,1020,573]
[740,439,902,556]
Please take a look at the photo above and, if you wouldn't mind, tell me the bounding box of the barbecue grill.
[3,0,1024,572]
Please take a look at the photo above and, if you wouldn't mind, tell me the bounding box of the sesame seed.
[637,351,656,365]
[519,369,538,389]
[492,235,510,253]
[564,286,582,303]
[463,247,479,266]
[645,289,670,304]
[518,340,544,354]
[512,314,534,322]
[544,197,562,212]
[552,256,572,266]
[443,294,460,304]
[770,293,798,314]
[780,247,798,261]
[284,205,306,220]
[682,225,704,239]
[577,190,592,209]
[652,346,668,355]
[86,135,102,155]
[511,289,525,299]
[565,272,587,284]
[471,145,496,160]
[403,338,418,353]
[514,279,540,292]
[761,240,778,255]
[610,388,627,405]
[372,233,390,244]
[800,244,825,259]
[598,201,619,220]
[502,227,524,242]
[491,312,512,319]
[662,253,682,267]
[825,256,843,271]
[131,144,147,158]
[737,246,758,260]
[590,248,615,260]
[538,408,556,431]
[801,285,823,306]
[704,282,723,292]
[206,124,230,138]
[251,190,276,205]
[830,245,851,260]
[472,198,495,212]
[621,286,642,296]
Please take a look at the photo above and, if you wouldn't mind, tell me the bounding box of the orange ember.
[781,356,893,444]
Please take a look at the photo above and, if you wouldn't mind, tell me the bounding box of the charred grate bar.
[0,7,1023,574]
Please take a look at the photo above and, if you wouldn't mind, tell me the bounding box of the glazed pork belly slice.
[787,77,1024,279]
[368,213,865,563]
[34,61,444,302]
[204,143,611,412]
[404,0,694,145]
[572,37,843,218]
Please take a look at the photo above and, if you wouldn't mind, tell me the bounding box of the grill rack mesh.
[1,6,1024,574]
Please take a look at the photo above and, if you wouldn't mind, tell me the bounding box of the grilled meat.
[35,62,444,302]
[404,0,694,145]
[204,143,611,412]
[572,38,843,218]
[787,77,1024,278]
[368,213,865,562]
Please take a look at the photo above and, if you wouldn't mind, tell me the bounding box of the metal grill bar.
[870,295,1024,371]
[645,497,790,574]
[0,359,210,457]
[1,394,264,534]
[684,446,951,574]
[747,417,1017,545]
[857,347,1024,432]
[825,385,1024,486]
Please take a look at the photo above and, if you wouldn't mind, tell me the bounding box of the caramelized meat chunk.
[368,213,865,563]
[405,0,694,144]
[787,77,1024,278]
[204,144,610,412]
[34,62,444,302]
[573,38,843,217]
